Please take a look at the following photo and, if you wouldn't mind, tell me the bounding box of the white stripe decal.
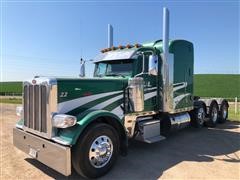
[89,94,123,110]
[58,90,122,113]
[144,91,157,101]
[111,103,124,119]
[174,93,190,108]
[144,87,157,91]
[173,82,188,92]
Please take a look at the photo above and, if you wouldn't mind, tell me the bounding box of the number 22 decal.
[60,92,68,97]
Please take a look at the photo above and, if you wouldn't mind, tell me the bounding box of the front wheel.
[72,123,120,178]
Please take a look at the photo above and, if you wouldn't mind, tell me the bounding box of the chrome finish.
[128,77,144,112]
[170,112,191,129]
[211,106,218,123]
[16,123,23,129]
[124,111,157,137]
[135,119,165,143]
[161,7,175,113]
[134,50,154,78]
[197,107,205,125]
[148,54,158,76]
[89,135,113,168]
[23,77,57,139]
[79,58,85,77]
[52,136,71,145]
[222,105,227,119]
[163,7,169,54]
[13,128,71,176]
[161,53,174,113]
[108,24,113,48]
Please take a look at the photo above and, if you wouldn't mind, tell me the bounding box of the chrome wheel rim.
[197,107,205,125]
[222,105,227,119]
[89,135,113,168]
[212,106,218,123]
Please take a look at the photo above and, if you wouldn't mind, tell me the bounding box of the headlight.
[52,114,77,128]
[16,106,23,117]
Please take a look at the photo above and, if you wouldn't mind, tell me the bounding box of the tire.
[218,101,228,123]
[206,101,219,127]
[190,103,205,128]
[72,123,120,178]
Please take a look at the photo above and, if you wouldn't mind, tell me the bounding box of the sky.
[0,0,239,81]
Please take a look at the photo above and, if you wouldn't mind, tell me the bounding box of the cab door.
[132,48,159,111]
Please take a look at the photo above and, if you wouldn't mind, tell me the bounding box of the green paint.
[143,39,194,111]
[57,110,124,145]
[57,78,128,103]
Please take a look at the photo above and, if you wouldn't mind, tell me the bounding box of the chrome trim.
[174,106,194,113]
[124,111,157,137]
[23,77,57,139]
[89,135,113,168]
[16,124,23,129]
[169,113,191,126]
[127,77,144,112]
[13,128,71,176]
[163,7,169,55]
[211,106,218,123]
[161,8,175,113]
[52,136,71,146]
[108,24,113,48]
[161,53,174,113]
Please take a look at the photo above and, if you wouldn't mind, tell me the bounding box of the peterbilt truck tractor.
[13,7,229,178]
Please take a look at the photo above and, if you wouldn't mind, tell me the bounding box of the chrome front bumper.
[13,128,71,176]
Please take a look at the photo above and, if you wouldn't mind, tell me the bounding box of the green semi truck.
[13,8,229,178]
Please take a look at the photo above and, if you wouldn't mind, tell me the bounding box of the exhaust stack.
[163,7,169,54]
[161,7,174,113]
[108,24,113,48]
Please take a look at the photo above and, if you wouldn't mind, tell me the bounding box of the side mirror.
[148,55,158,76]
[79,58,85,77]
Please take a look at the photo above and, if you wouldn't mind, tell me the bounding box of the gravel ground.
[0,103,240,179]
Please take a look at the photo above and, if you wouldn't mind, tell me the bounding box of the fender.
[57,109,127,147]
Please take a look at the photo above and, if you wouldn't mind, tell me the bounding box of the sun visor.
[94,49,137,63]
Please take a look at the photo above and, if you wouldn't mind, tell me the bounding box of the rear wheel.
[190,103,205,128]
[218,101,228,123]
[206,101,219,127]
[72,123,119,178]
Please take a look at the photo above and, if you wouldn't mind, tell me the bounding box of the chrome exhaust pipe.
[161,7,174,113]
[108,24,113,48]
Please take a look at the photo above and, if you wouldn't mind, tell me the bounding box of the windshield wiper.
[105,73,125,77]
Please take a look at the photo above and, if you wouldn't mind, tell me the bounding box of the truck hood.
[56,77,128,116]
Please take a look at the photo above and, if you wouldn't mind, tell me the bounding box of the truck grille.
[23,84,48,133]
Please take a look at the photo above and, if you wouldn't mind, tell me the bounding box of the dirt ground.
[0,104,239,180]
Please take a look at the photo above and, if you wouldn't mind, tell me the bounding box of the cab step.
[135,119,166,143]
[143,135,166,143]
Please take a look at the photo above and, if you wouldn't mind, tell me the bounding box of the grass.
[1,74,240,98]
[0,81,22,95]
[0,98,22,104]
[194,74,240,99]
[228,104,240,121]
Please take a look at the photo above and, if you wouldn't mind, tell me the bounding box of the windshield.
[94,59,133,77]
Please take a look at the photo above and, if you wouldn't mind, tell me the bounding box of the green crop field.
[0,74,239,99]
[0,82,22,95]
[194,74,240,100]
